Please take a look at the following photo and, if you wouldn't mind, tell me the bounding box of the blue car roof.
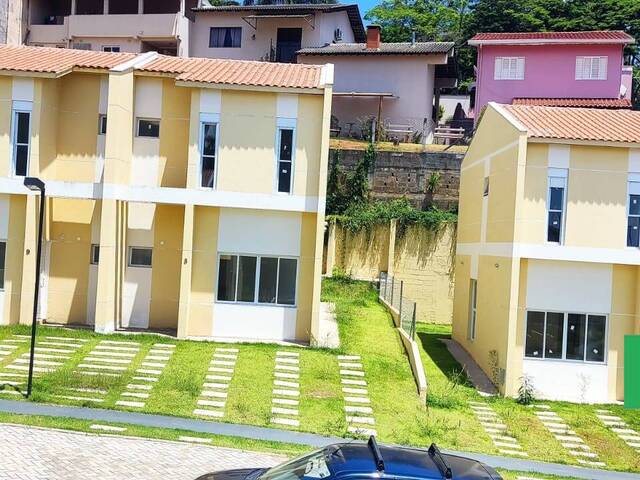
[325,443,497,480]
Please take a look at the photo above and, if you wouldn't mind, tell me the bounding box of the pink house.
[469,31,636,117]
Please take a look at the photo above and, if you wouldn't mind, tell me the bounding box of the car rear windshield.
[260,449,331,480]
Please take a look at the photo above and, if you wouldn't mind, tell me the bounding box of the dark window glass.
[277,258,297,305]
[279,129,293,161]
[549,186,564,211]
[99,115,107,135]
[217,255,237,301]
[545,312,564,359]
[627,216,640,247]
[547,211,562,242]
[278,164,292,193]
[201,123,216,188]
[566,313,586,360]
[17,112,30,144]
[525,311,545,358]
[258,257,278,303]
[629,194,640,215]
[15,145,28,177]
[129,247,152,267]
[237,256,257,303]
[586,315,606,362]
[90,244,100,265]
[209,27,242,48]
[137,119,160,138]
[0,241,5,290]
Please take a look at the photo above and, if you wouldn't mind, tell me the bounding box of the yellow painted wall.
[187,206,219,336]
[52,73,101,182]
[104,71,134,184]
[217,90,276,194]
[46,198,94,324]
[565,145,628,249]
[334,224,389,280]
[519,143,548,244]
[451,254,471,343]
[149,204,183,330]
[158,79,190,188]
[609,264,638,401]
[36,78,59,179]
[486,143,520,243]
[293,95,323,197]
[295,212,316,341]
[2,195,25,325]
[0,77,11,177]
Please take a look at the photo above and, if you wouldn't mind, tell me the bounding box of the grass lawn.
[0,278,638,473]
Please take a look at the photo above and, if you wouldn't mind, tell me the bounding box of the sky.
[355,0,377,23]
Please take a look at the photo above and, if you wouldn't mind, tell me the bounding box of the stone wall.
[325,220,456,324]
[332,148,463,211]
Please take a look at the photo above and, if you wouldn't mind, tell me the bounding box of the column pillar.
[325,220,336,276]
[71,0,77,15]
[138,0,144,14]
[18,195,37,325]
[94,199,118,333]
[177,204,194,339]
[104,0,109,14]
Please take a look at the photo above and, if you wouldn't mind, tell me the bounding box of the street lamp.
[23,177,45,398]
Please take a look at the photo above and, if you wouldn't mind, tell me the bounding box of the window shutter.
[599,56,607,80]
[494,57,502,80]
[575,56,584,80]
[516,57,525,79]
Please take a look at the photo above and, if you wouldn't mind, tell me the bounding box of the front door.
[276,28,302,63]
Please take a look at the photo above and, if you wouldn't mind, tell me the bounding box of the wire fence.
[378,272,416,340]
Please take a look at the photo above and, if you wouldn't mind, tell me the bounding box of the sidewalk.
[0,399,639,480]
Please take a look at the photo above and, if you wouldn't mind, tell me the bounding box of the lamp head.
[24,177,45,192]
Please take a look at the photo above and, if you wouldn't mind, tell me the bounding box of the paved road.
[0,424,285,480]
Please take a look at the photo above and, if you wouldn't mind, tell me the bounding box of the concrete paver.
[0,423,284,480]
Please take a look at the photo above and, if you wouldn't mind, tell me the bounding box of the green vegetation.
[0,279,639,472]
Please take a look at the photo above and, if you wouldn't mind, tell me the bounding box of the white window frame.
[216,252,298,307]
[524,310,608,364]
[0,240,6,291]
[575,56,608,80]
[626,175,640,248]
[468,279,477,341]
[128,246,153,268]
[102,45,121,53]
[198,113,220,189]
[494,56,525,80]
[135,117,160,138]
[98,114,107,135]
[10,101,32,178]
[274,118,297,194]
[547,168,568,244]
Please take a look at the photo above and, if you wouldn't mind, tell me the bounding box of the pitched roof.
[0,45,136,75]
[500,104,640,144]
[140,55,324,89]
[0,45,327,90]
[512,97,632,109]
[469,30,635,46]
[297,41,454,56]
[192,3,366,42]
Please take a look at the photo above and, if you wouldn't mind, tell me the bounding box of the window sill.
[523,356,607,366]
[215,300,297,309]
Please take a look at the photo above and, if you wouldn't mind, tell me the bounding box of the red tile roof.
[140,55,324,89]
[0,45,326,90]
[469,30,634,45]
[501,104,640,144]
[512,98,632,109]
[0,45,136,74]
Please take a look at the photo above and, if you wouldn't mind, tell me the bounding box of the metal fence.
[378,272,416,340]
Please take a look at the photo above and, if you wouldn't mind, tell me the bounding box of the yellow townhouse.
[0,45,333,344]
[453,103,640,403]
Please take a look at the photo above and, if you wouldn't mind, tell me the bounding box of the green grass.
[0,278,639,473]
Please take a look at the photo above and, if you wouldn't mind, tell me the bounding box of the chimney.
[366,25,381,49]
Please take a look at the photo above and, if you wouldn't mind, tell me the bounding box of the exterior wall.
[1,195,25,325]
[328,221,456,324]
[475,43,626,115]
[300,55,442,139]
[159,78,190,188]
[190,11,355,60]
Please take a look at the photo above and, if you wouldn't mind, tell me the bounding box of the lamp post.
[23,177,45,398]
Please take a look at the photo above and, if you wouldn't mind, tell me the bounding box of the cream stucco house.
[453,102,640,403]
[0,45,333,344]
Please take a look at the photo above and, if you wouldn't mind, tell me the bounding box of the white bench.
[433,126,465,144]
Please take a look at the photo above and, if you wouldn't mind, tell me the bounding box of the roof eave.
[468,38,634,47]
[528,136,640,149]
[174,79,324,94]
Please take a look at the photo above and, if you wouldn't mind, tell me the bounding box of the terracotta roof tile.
[469,30,634,45]
[297,42,454,56]
[512,98,632,109]
[501,104,640,144]
[0,45,136,74]
[140,55,324,89]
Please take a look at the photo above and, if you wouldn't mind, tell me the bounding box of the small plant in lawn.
[427,369,467,409]
[331,266,352,282]
[517,374,536,405]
